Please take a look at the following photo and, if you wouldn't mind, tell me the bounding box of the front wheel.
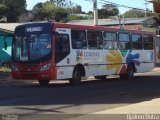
[69,68,81,85]
[38,80,50,86]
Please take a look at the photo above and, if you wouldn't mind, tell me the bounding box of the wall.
[0,31,12,64]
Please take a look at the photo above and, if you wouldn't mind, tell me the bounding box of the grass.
[0,66,11,72]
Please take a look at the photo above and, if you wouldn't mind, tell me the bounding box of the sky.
[26,0,153,14]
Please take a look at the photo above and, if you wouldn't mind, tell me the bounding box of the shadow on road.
[0,73,160,107]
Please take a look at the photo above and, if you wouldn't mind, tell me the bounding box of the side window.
[131,34,143,50]
[87,31,103,49]
[55,34,70,52]
[71,30,87,49]
[55,34,70,63]
[143,35,153,50]
[118,33,131,50]
[103,32,117,49]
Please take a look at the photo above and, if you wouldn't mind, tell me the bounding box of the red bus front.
[11,22,57,85]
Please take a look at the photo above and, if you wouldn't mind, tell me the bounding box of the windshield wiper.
[30,31,42,42]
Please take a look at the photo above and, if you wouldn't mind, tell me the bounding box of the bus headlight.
[40,63,51,71]
[11,64,19,71]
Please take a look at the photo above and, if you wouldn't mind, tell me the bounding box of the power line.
[99,0,152,12]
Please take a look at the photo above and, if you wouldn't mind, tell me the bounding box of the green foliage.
[32,2,68,22]
[0,4,8,14]
[0,0,27,22]
[98,8,119,19]
[50,0,68,7]
[87,11,93,15]
[123,9,153,18]
[98,4,119,19]
[153,13,160,25]
[72,5,82,14]
[32,3,44,21]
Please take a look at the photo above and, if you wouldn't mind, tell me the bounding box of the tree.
[87,11,93,15]
[32,2,68,22]
[50,0,71,7]
[102,4,117,11]
[32,3,44,21]
[98,4,119,18]
[0,4,8,14]
[74,5,82,14]
[153,13,160,25]
[0,0,27,22]
[123,9,153,18]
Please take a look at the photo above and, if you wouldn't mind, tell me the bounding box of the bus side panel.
[56,66,73,79]
[156,37,160,66]
[135,50,154,73]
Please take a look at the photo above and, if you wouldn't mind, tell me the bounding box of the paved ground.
[0,68,160,120]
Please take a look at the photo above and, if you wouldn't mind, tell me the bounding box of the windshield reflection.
[13,33,51,62]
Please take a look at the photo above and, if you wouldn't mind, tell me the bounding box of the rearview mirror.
[4,41,7,50]
[4,34,13,50]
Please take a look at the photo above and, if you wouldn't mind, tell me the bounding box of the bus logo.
[76,50,83,62]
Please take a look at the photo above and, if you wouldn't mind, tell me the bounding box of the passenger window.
[87,31,103,49]
[71,30,87,49]
[55,34,70,63]
[55,34,70,52]
[131,34,143,50]
[143,35,153,50]
[118,33,131,50]
[103,32,117,49]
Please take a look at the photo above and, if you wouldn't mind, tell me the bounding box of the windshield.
[13,33,51,62]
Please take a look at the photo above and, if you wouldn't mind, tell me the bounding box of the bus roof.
[15,21,154,35]
[54,22,154,35]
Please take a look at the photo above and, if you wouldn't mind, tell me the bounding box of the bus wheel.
[38,80,50,86]
[94,75,107,80]
[120,64,134,79]
[69,68,81,85]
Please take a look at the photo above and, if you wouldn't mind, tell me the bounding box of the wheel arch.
[73,63,85,77]
[128,62,136,73]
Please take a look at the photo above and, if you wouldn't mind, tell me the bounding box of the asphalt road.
[0,71,160,120]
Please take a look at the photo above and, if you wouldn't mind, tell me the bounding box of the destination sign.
[26,26,43,32]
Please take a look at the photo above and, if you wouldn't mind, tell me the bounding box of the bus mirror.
[4,41,7,50]
[4,34,13,50]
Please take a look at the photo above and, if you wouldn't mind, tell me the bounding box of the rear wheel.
[69,68,81,85]
[38,80,50,86]
[126,64,134,79]
[94,75,107,80]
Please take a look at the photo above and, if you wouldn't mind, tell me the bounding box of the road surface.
[0,70,160,120]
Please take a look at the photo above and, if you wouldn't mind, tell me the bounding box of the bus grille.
[20,64,39,79]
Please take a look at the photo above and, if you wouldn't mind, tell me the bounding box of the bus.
[10,22,155,86]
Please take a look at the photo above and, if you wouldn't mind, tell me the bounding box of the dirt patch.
[0,72,35,86]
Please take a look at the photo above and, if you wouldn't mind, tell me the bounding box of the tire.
[94,75,107,80]
[120,64,134,80]
[126,64,134,79]
[69,68,81,85]
[119,74,126,79]
[38,80,50,86]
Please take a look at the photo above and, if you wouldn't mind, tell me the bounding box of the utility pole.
[145,1,149,18]
[93,0,98,26]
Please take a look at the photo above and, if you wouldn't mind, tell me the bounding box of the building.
[0,23,20,64]
[149,0,160,13]
[67,17,157,30]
